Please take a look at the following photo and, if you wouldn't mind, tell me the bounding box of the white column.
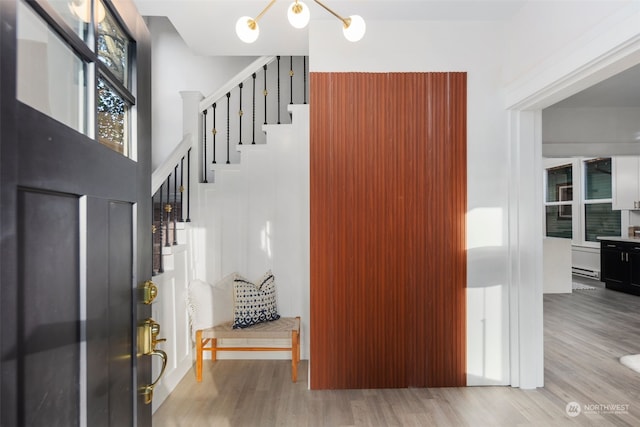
[508,109,544,389]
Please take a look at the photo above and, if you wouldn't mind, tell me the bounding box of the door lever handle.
[142,349,167,404]
[138,318,168,404]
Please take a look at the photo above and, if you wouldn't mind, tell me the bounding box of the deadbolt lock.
[141,280,158,305]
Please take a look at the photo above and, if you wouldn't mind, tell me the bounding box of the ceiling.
[547,63,640,109]
[132,0,640,110]
[133,0,527,56]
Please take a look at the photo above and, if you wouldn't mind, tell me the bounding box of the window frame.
[22,0,136,157]
[581,157,620,245]
[544,157,621,249]
[544,162,574,240]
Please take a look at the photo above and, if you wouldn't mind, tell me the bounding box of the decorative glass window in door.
[96,0,134,155]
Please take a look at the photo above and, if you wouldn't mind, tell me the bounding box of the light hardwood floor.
[153,278,640,426]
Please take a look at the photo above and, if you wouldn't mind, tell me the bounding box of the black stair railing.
[202,109,208,183]
[200,56,308,183]
[212,103,217,164]
[152,148,191,275]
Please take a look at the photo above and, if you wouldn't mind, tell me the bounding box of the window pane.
[97,0,130,87]
[546,206,572,238]
[44,0,91,41]
[585,158,612,200]
[17,1,86,134]
[585,203,620,242]
[97,77,128,155]
[546,164,572,203]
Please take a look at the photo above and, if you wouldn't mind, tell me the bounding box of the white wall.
[148,16,257,168]
[190,105,310,360]
[310,20,511,386]
[504,1,637,88]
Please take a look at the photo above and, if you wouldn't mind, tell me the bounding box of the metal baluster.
[263,64,268,125]
[252,73,256,145]
[212,103,217,164]
[186,148,191,222]
[158,182,164,273]
[303,56,307,105]
[202,109,208,183]
[173,165,178,245]
[179,155,185,222]
[277,55,281,124]
[165,175,171,247]
[226,92,231,164]
[238,83,243,145]
[289,56,294,105]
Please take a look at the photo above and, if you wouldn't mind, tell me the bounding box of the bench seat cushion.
[200,317,299,340]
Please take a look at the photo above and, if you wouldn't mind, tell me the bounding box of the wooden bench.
[195,316,301,382]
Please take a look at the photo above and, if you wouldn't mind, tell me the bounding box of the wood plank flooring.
[153,278,640,426]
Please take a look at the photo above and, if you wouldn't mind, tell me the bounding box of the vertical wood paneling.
[310,72,466,389]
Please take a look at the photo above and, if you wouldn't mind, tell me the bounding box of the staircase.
[148,57,310,412]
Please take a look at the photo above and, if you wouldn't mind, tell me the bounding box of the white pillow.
[211,272,237,326]
[187,273,237,340]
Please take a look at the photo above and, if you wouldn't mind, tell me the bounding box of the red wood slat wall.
[310,72,467,389]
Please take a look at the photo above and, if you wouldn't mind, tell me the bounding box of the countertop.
[598,236,640,243]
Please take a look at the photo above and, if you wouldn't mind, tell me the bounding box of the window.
[544,158,621,245]
[97,77,128,155]
[97,2,130,88]
[583,158,620,242]
[95,0,133,154]
[545,164,573,239]
[17,0,135,158]
[17,1,87,134]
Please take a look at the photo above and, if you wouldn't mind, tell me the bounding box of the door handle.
[142,349,167,405]
[138,318,168,404]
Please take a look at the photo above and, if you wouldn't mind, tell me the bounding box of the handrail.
[198,56,276,111]
[152,133,192,195]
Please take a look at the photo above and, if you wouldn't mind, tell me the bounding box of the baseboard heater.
[572,266,600,280]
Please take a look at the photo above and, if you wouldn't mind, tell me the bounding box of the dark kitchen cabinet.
[600,240,640,296]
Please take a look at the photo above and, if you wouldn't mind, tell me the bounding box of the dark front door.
[1,0,152,425]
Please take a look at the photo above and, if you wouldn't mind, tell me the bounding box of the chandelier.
[236,0,366,44]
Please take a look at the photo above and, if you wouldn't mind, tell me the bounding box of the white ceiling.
[548,63,640,109]
[133,0,527,56]
[133,0,640,109]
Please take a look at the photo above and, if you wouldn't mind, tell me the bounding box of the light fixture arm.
[312,0,350,28]
[255,0,278,23]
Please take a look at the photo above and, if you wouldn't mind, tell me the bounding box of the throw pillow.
[211,272,237,326]
[186,279,215,339]
[186,272,237,340]
[232,270,280,329]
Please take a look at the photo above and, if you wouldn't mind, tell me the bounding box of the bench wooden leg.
[196,330,204,382]
[211,338,217,362]
[291,329,299,383]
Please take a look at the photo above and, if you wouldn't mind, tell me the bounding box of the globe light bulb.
[68,0,106,24]
[236,16,259,43]
[343,14,366,42]
[287,1,310,29]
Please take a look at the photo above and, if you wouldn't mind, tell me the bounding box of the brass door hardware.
[140,280,158,305]
[138,318,167,404]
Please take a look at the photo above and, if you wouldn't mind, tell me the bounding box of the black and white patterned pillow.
[232,270,280,329]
